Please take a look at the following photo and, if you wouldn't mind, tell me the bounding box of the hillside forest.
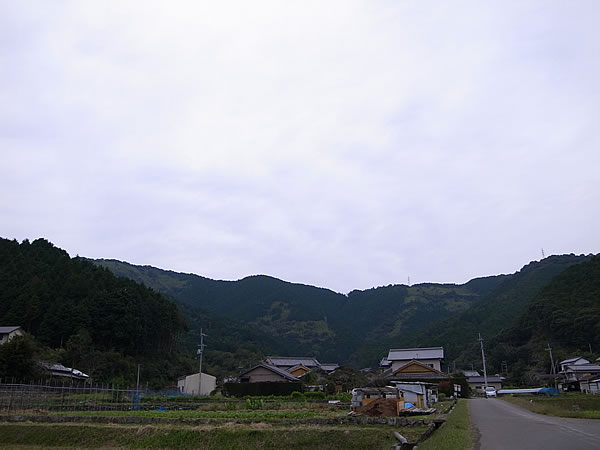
[0,237,598,387]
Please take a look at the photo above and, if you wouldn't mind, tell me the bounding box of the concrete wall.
[179,372,217,396]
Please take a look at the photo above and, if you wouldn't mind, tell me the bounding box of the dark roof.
[319,363,339,372]
[240,363,300,381]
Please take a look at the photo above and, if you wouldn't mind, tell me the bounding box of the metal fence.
[0,381,147,413]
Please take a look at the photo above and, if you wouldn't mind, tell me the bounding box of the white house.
[382,347,445,372]
[391,381,438,408]
[177,372,217,396]
[0,326,24,345]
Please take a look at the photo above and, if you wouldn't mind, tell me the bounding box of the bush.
[304,391,325,400]
[290,391,305,400]
[223,382,302,397]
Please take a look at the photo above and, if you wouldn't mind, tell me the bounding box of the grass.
[417,399,473,450]
[0,422,428,449]
[501,393,600,419]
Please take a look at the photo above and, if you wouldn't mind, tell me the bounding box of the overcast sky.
[1,1,599,293]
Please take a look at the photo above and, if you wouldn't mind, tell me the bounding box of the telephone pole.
[478,333,488,390]
[197,328,207,396]
[545,344,556,388]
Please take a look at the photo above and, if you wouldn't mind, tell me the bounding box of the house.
[351,386,405,414]
[381,347,445,372]
[0,326,25,345]
[38,362,89,381]
[557,356,600,392]
[465,374,505,394]
[578,374,600,394]
[381,359,449,384]
[559,357,590,373]
[286,364,311,378]
[391,381,438,408]
[264,356,339,374]
[177,372,217,395]
[239,363,300,383]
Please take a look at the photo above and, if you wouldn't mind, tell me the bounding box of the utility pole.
[545,344,556,388]
[478,333,488,390]
[197,328,207,396]
[541,248,545,259]
[136,364,140,392]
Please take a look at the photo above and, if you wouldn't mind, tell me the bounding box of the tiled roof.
[387,347,444,361]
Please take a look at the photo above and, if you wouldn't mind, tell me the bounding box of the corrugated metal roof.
[387,347,444,361]
[265,356,321,367]
[0,326,22,334]
[559,356,586,365]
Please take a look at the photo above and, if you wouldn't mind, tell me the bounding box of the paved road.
[469,398,600,450]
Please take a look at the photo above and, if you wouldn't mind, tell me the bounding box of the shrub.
[290,391,305,400]
[304,391,325,400]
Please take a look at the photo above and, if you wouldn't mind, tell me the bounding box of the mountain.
[485,254,600,384]
[0,238,193,386]
[94,259,511,368]
[395,254,590,368]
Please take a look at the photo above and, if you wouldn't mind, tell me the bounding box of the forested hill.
[486,254,600,384]
[95,259,511,367]
[0,238,193,386]
[399,254,590,366]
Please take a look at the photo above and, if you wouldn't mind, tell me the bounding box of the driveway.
[469,397,600,450]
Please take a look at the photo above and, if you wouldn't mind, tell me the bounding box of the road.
[469,398,600,450]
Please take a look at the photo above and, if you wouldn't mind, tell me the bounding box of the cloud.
[1,1,599,292]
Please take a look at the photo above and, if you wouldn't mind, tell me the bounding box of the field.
[501,393,600,419]
[0,391,445,448]
[417,399,473,450]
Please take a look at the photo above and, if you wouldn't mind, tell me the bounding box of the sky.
[1,1,599,293]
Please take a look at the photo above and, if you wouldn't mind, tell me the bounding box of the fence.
[0,381,147,413]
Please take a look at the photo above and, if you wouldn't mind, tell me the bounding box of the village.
[4,324,600,408]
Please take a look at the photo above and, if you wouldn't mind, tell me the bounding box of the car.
[485,386,497,397]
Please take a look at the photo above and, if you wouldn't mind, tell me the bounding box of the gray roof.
[240,363,300,381]
[563,364,600,372]
[559,357,586,365]
[0,326,22,334]
[265,356,321,368]
[319,363,339,372]
[387,347,444,361]
[466,376,505,383]
[462,370,480,377]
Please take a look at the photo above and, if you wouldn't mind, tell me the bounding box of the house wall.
[0,328,24,345]
[246,366,287,383]
[391,359,441,372]
[180,373,217,395]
